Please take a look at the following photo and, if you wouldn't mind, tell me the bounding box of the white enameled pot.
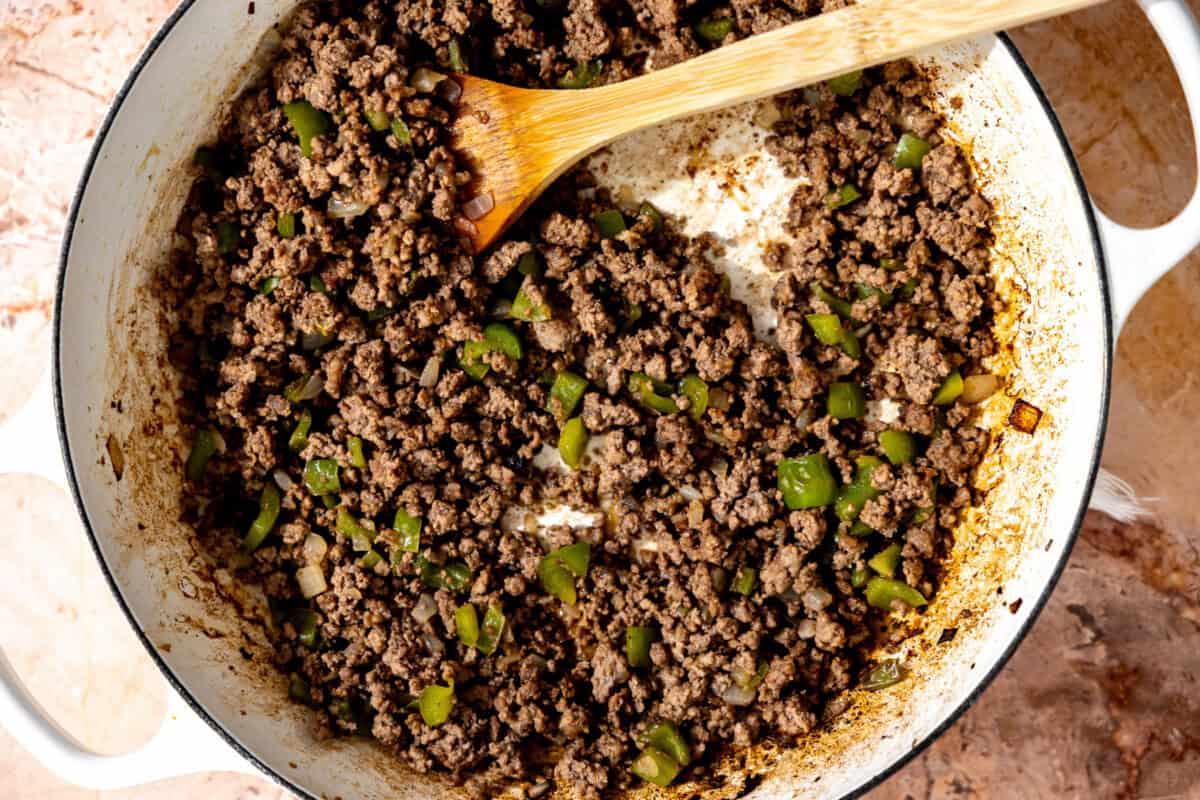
[3,1,1200,798]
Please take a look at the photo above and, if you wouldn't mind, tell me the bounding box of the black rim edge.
[50,15,1111,800]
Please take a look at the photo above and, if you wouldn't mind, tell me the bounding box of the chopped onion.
[796,619,817,639]
[272,469,295,492]
[422,631,445,656]
[438,77,463,105]
[500,506,534,533]
[296,565,327,599]
[534,528,557,552]
[381,234,399,259]
[719,682,757,706]
[708,387,732,411]
[709,566,729,593]
[803,588,833,611]
[461,192,495,221]
[418,355,442,388]
[753,101,782,129]
[301,331,334,351]
[961,373,1001,404]
[412,67,445,93]
[302,533,328,564]
[327,194,370,219]
[678,484,701,501]
[633,537,661,553]
[412,592,438,623]
[529,780,553,799]
[291,372,324,399]
[453,214,478,237]
[705,431,732,448]
[687,500,705,528]
[732,663,762,689]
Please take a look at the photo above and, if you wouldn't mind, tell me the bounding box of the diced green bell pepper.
[932,371,963,405]
[868,543,902,578]
[548,371,588,418]
[878,429,916,465]
[243,483,281,551]
[826,70,863,96]
[283,100,332,157]
[828,382,865,419]
[834,456,883,523]
[558,416,588,469]
[893,133,931,170]
[777,454,837,509]
[625,626,654,668]
[865,576,927,610]
[594,209,626,239]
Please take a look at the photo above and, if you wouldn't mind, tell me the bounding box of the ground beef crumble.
[159,1,1000,797]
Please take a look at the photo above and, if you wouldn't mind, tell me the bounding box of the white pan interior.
[56,1,1107,797]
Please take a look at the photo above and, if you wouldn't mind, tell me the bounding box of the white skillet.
[2,1,1200,797]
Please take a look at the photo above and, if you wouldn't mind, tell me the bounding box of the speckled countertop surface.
[2,1,1199,798]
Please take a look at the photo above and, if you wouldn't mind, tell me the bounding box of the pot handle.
[0,370,254,788]
[1098,0,1200,334]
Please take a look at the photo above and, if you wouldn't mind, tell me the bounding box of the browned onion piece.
[961,373,1001,404]
[708,387,732,411]
[273,468,295,492]
[453,214,478,236]
[802,587,832,611]
[105,433,125,479]
[753,100,782,130]
[327,194,370,219]
[461,191,494,220]
[418,355,442,388]
[301,331,334,351]
[718,681,757,706]
[411,67,444,92]
[302,532,327,563]
[296,565,327,599]
[412,592,438,623]
[439,77,463,105]
[291,372,325,398]
[1008,399,1043,434]
[422,631,445,656]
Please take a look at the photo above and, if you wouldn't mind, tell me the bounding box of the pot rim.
[50,2,1114,796]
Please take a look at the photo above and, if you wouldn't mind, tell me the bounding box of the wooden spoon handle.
[550,0,1106,150]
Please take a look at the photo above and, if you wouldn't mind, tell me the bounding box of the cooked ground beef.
[159,1,999,796]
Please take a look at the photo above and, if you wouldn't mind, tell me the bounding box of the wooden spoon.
[449,0,1104,252]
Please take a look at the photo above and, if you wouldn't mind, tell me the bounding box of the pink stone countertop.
[2,1,1199,798]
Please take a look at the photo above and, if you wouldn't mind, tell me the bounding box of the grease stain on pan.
[92,34,1096,800]
[94,0,319,755]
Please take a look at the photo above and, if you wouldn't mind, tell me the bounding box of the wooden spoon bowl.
[449,0,1104,253]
